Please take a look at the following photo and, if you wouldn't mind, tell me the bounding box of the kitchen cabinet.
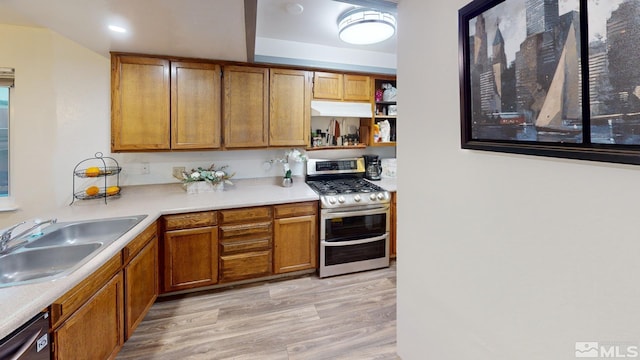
[390,192,397,258]
[111,55,170,151]
[51,254,124,360]
[171,61,222,149]
[312,71,371,101]
[360,75,397,147]
[223,65,269,148]
[123,222,158,339]
[269,68,312,147]
[162,212,218,293]
[273,201,318,274]
[219,206,273,282]
[111,55,222,151]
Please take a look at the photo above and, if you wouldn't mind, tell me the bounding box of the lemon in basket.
[106,186,120,196]
[85,167,101,177]
[85,186,100,196]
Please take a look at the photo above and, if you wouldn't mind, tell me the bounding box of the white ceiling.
[0,0,397,72]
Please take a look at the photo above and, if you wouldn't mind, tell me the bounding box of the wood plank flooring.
[117,262,397,360]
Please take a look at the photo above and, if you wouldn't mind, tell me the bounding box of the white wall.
[0,24,395,228]
[397,1,640,359]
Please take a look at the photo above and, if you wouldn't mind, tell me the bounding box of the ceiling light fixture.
[108,25,127,33]
[337,8,396,45]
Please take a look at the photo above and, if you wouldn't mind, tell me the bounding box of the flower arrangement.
[182,164,234,185]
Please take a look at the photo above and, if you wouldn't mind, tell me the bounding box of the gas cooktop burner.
[306,178,385,196]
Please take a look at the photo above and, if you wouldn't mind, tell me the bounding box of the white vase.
[184,181,222,194]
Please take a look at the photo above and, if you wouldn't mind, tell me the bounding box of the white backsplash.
[113,147,396,186]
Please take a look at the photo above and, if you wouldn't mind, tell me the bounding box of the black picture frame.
[459,0,640,165]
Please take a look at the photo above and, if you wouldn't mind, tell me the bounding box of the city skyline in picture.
[469,0,625,64]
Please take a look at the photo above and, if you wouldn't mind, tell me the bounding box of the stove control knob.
[369,193,377,201]
[328,197,336,205]
[377,193,385,200]
[338,196,346,204]
[354,194,361,202]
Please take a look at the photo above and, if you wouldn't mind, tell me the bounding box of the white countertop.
[0,175,397,339]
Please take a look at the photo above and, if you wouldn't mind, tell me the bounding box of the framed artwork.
[459,0,640,165]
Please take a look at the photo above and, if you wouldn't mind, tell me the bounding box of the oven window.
[325,238,386,266]
[325,213,386,242]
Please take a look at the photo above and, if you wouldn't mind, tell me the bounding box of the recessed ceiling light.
[108,25,127,33]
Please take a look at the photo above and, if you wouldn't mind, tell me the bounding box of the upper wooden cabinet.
[223,65,269,148]
[111,55,171,151]
[111,54,222,151]
[312,71,371,102]
[171,62,222,149]
[269,68,312,147]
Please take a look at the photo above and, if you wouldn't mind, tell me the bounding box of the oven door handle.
[323,206,389,218]
[322,233,388,247]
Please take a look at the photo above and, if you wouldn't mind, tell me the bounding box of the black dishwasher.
[0,312,50,360]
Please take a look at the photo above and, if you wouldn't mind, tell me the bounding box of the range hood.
[311,100,373,118]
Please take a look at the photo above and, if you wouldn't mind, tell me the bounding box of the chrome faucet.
[0,218,57,254]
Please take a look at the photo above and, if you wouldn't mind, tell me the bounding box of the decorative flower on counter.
[182,164,235,185]
[285,148,307,163]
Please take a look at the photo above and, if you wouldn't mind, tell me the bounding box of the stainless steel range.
[306,157,390,278]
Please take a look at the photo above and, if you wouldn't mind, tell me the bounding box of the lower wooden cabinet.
[273,202,317,274]
[219,206,273,283]
[162,211,218,293]
[52,272,124,360]
[390,192,397,258]
[124,228,158,339]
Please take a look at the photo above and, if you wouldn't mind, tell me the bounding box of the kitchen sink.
[0,243,101,285]
[25,215,147,249]
[0,214,147,287]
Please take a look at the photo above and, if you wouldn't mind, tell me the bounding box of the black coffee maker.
[363,155,382,181]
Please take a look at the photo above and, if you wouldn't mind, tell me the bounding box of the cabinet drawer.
[220,237,271,254]
[164,211,217,230]
[123,221,157,263]
[219,250,272,282]
[50,253,122,328]
[274,201,317,218]
[219,206,272,224]
[219,221,272,241]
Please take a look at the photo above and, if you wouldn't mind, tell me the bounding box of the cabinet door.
[273,214,317,274]
[53,273,124,360]
[343,74,371,101]
[269,69,311,146]
[313,72,343,100]
[171,62,222,149]
[111,55,170,151]
[163,226,218,292]
[124,235,158,339]
[223,66,269,148]
[390,192,397,258]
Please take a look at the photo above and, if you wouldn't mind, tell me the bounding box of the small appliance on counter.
[381,158,397,178]
[363,154,382,181]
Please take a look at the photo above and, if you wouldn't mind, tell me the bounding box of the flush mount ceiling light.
[337,8,396,45]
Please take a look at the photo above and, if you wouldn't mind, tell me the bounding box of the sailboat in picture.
[535,22,582,139]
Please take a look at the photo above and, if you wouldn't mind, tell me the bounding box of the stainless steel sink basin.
[0,243,101,285]
[0,214,147,287]
[25,215,147,249]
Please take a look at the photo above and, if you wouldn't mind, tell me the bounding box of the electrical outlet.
[173,166,185,179]
[141,162,150,175]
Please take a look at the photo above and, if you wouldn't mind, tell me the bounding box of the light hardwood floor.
[117,262,397,360]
